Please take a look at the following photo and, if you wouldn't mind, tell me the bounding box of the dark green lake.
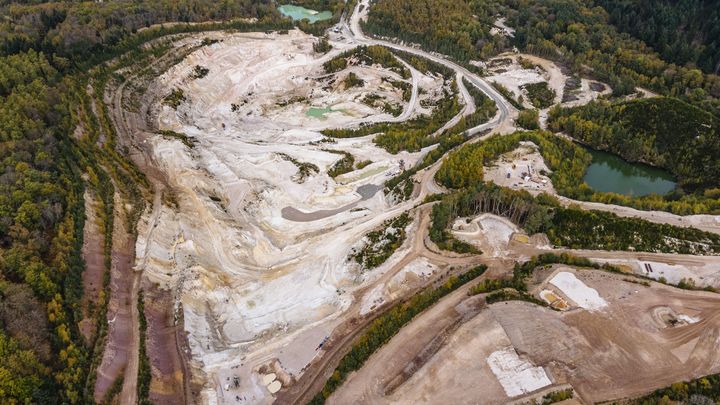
[582,148,677,196]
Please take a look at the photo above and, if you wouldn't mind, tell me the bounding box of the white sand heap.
[549,271,607,311]
[261,373,276,386]
[487,346,552,397]
[267,380,282,394]
[677,314,699,324]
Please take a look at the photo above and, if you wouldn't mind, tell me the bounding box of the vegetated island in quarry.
[1,0,720,404]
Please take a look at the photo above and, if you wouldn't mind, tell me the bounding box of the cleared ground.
[331,266,720,404]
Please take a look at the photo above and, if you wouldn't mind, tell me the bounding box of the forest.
[594,0,720,74]
[362,0,505,62]
[439,127,720,215]
[436,130,591,192]
[323,45,410,79]
[502,0,720,116]
[633,372,720,403]
[0,0,297,403]
[363,0,720,117]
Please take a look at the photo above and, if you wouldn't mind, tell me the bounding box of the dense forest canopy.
[594,0,720,74]
[363,0,505,61]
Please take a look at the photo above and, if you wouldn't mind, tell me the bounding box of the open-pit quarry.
[126,29,470,404]
[96,2,720,404]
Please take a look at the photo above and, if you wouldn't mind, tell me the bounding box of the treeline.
[384,132,469,203]
[428,183,720,255]
[429,182,555,245]
[0,42,89,402]
[632,372,720,404]
[362,0,506,61]
[594,0,720,74]
[441,77,498,135]
[309,264,488,404]
[389,49,456,78]
[324,149,355,177]
[548,97,720,214]
[436,130,591,192]
[439,126,720,215]
[548,208,720,254]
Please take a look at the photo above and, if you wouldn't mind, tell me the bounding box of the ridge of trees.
[439,128,720,215]
[428,182,720,255]
[323,80,461,153]
[362,0,505,61]
[594,0,720,75]
[323,45,410,79]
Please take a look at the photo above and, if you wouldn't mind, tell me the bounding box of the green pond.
[306,106,345,118]
[278,4,332,23]
[582,148,677,196]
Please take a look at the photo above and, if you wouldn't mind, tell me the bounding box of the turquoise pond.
[278,5,332,23]
[582,148,677,197]
[305,106,348,118]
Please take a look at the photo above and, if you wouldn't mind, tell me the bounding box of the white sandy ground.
[639,261,712,285]
[563,78,611,108]
[677,314,700,324]
[487,66,545,108]
[549,271,608,311]
[487,346,552,397]
[132,30,451,404]
[359,284,385,316]
[359,257,437,316]
[387,257,437,290]
[452,213,521,257]
[586,257,720,289]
